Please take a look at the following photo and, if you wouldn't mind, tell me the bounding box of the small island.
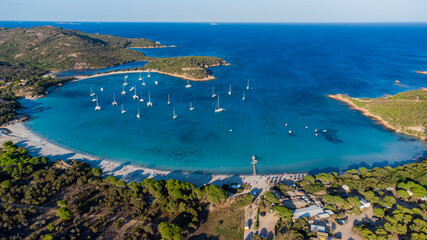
[142,56,227,81]
[329,89,427,141]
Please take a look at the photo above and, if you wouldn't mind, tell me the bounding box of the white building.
[360,198,371,209]
[293,205,325,219]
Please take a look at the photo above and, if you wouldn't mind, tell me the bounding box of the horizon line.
[1,20,427,24]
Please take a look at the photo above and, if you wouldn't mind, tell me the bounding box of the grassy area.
[332,90,427,140]
[189,206,244,240]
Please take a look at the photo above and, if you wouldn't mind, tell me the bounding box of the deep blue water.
[3,22,426,174]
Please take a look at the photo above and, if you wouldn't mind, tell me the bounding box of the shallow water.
[5,22,426,174]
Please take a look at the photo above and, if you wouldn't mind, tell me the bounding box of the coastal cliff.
[329,90,427,141]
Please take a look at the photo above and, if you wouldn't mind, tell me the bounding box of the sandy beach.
[71,68,217,82]
[0,121,304,192]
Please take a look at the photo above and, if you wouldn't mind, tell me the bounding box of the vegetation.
[297,157,427,240]
[0,141,241,240]
[330,90,427,140]
[0,26,156,70]
[142,56,226,80]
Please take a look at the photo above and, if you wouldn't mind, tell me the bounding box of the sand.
[0,121,305,191]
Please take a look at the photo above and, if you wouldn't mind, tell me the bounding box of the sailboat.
[139,92,144,102]
[121,85,126,95]
[133,86,139,100]
[246,79,250,90]
[129,86,135,92]
[155,80,158,85]
[95,96,101,111]
[173,107,177,119]
[90,86,95,97]
[146,91,153,107]
[228,84,231,95]
[211,86,217,98]
[215,95,224,112]
[185,80,192,88]
[142,77,146,86]
[138,72,142,81]
[121,103,126,114]
[167,94,170,105]
[112,93,118,106]
[137,107,141,118]
[123,75,128,86]
[189,102,194,111]
[91,96,96,102]
[242,91,245,101]
[147,70,151,78]
[100,87,104,92]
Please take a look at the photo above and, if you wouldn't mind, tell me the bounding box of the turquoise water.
[5,22,425,174]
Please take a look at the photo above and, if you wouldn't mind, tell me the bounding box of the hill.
[329,89,427,141]
[0,26,162,70]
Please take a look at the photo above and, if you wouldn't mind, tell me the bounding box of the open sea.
[2,22,427,174]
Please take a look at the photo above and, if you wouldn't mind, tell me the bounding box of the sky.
[1,0,427,23]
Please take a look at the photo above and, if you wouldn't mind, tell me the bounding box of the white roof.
[311,224,326,232]
[293,205,324,219]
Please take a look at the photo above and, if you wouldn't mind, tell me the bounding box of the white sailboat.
[112,93,118,106]
[147,70,151,78]
[123,75,128,86]
[142,77,146,86]
[133,86,139,100]
[147,91,153,107]
[137,107,141,118]
[242,91,245,101]
[185,80,192,88]
[95,96,101,111]
[91,97,96,102]
[121,85,126,95]
[173,107,177,119]
[155,80,158,85]
[228,84,231,95]
[215,95,224,112]
[121,103,126,114]
[129,86,135,92]
[139,92,144,102]
[211,86,217,98]
[167,94,170,105]
[100,87,104,92]
[138,72,142,81]
[189,102,194,111]
[90,86,95,97]
[246,79,250,90]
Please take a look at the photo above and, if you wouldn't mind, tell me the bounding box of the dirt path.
[332,208,373,240]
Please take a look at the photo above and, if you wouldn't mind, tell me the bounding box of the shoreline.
[328,94,426,141]
[0,121,306,190]
[70,69,216,82]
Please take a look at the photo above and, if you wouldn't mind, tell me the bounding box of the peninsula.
[329,89,427,141]
[0,26,226,125]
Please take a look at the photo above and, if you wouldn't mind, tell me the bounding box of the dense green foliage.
[264,191,279,204]
[273,206,293,221]
[142,56,225,79]
[0,142,236,240]
[0,141,48,180]
[158,222,183,240]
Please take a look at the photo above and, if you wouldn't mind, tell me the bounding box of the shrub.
[56,207,73,220]
[158,222,183,240]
